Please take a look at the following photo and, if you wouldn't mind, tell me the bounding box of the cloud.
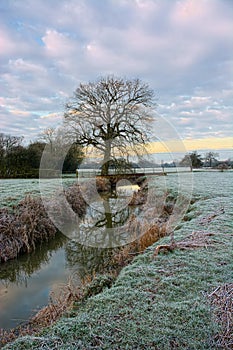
[0,27,16,56]
[42,30,78,58]
[0,0,232,146]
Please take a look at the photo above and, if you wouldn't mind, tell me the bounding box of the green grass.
[3,172,233,349]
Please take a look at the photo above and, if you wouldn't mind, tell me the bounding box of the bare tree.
[0,133,23,155]
[38,128,56,153]
[38,127,84,173]
[0,133,24,177]
[205,152,219,167]
[64,76,156,175]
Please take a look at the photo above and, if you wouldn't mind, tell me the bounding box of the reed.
[0,182,89,263]
[64,183,87,217]
[0,197,57,262]
[30,276,83,327]
[208,283,233,350]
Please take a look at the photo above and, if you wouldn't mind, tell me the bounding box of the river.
[0,170,196,330]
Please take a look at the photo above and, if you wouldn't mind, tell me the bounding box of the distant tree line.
[0,131,84,178]
[179,151,233,170]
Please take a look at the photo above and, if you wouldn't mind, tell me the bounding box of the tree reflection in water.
[64,194,136,277]
[0,193,134,285]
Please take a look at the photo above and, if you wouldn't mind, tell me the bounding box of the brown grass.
[95,177,112,192]
[129,180,148,206]
[111,215,168,271]
[0,272,116,347]
[153,230,222,257]
[0,327,30,348]
[107,188,176,271]
[30,277,83,328]
[64,183,87,217]
[0,194,175,347]
[0,182,89,263]
[0,197,57,262]
[208,283,233,349]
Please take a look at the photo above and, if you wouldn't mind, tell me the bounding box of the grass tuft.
[0,197,57,262]
[208,283,233,349]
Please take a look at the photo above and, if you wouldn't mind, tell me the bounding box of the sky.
[0,0,233,159]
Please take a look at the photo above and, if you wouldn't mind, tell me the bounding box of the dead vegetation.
[152,205,227,257]
[208,283,233,349]
[0,179,179,347]
[0,182,89,263]
[104,183,175,270]
[95,177,112,193]
[0,219,166,346]
[199,207,225,226]
[129,179,148,206]
[0,191,175,346]
[0,198,57,262]
[30,277,83,328]
[1,170,231,349]
[110,221,167,270]
[0,176,148,263]
[28,273,115,330]
[64,183,87,217]
[153,230,222,257]
[110,212,169,271]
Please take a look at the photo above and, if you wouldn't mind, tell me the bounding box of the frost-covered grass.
[0,178,77,208]
[2,171,233,349]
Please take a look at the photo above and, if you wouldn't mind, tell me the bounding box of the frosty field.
[0,177,77,208]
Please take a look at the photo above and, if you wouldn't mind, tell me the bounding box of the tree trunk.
[103,200,113,229]
[101,140,111,176]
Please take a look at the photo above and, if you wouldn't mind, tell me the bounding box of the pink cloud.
[42,29,77,57]
[0,28,15,56]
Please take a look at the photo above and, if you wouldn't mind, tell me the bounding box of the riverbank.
[2,172,232,349]
[0,177,112,262]
[0,183,86,262]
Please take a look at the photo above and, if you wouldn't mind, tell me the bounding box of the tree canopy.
[205,152,219,167]
[180,151,203,169]
[64,76,156,175]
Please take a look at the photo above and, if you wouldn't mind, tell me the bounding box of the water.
[0,234,67,329]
